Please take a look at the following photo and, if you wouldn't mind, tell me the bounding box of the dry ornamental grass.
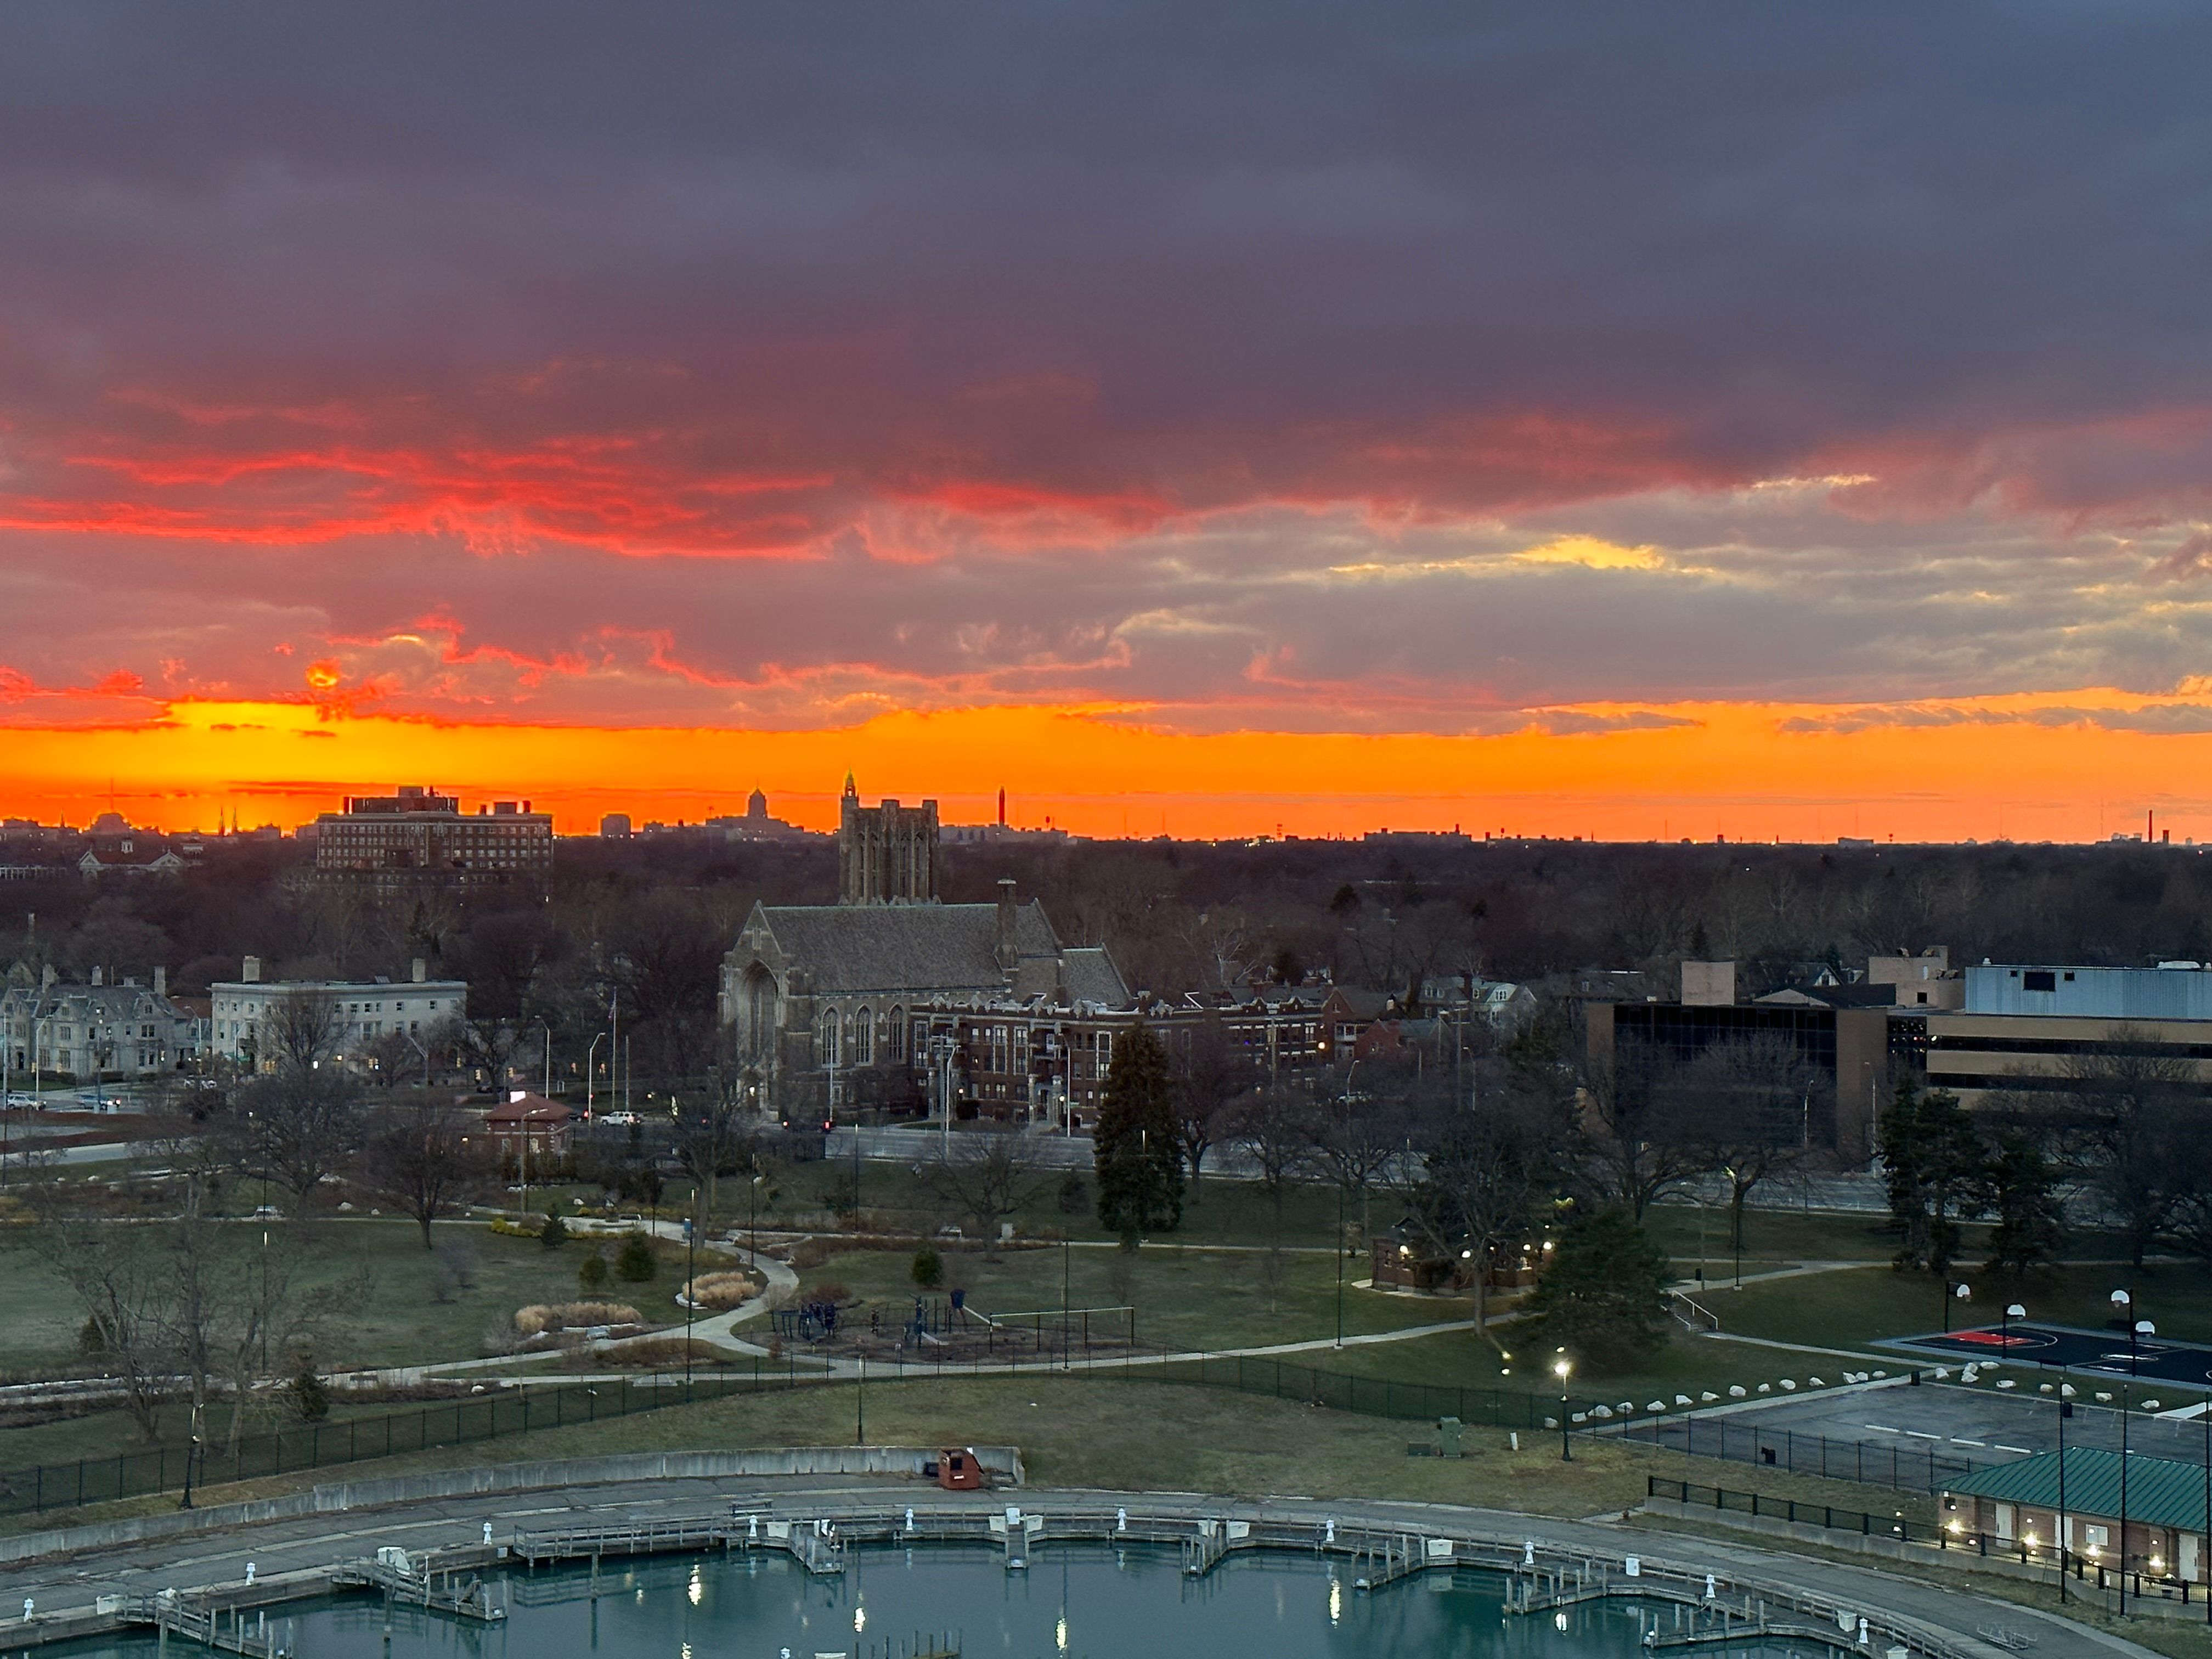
[514,1301,645,1335]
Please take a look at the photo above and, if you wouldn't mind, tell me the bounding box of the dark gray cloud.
[2,3,2210,725]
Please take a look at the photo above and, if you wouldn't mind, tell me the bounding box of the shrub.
[289,1364,330,1423]
[679,1271,760,1311]
[911,1246,944,1290]
[540,1212,569,1248]
[810,1279,852,1306]
[578,1251,610,1293]
[1056,1171,1088,1215]
[77,1314,108,1355]
[615,1232,658,1282]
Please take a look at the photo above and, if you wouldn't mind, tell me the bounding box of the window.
[853,1006,874,1065]
[2023,971,2057,993]
[818,1007,840,1068]
[888,1006,906,1062]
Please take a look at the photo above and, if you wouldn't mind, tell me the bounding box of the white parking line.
[1865,1424,1900,1434]
[1904,1430,1941,1440]
[1951,1439,1987,1447]
[1995,1445,2035,1454]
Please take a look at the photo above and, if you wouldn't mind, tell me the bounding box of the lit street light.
[1554,1352,1573,1462]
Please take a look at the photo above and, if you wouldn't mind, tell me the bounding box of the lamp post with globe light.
[1554,1353,1573,1462]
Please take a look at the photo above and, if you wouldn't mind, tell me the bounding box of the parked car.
[4,1092,40,1109]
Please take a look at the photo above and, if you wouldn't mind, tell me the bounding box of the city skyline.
[5,7,2212,839]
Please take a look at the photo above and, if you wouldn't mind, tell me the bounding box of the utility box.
[1437,1417,1464,1457]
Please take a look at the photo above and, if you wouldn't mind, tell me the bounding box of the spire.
[842,771,858,798]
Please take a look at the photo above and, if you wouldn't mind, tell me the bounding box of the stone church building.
[719,776,1128,1120]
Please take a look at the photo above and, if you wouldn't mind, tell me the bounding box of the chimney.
[995,877,1020,974]
[411,957,427,984]
[41,964,56,990]
[91,965,102,987]
[242,955,262,984]
[154,966,167,997]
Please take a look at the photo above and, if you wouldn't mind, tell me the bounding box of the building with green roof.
[1945,1446,2212,1583]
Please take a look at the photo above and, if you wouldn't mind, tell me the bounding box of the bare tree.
[222,1063,364,1208]
[1305,1059,1419,1243]
[361,1097,494,1248]
[256,988,346,1071]
[1170,1014,1246,1193]
[1224,1082,1310,1219]
[672,1075,760,1221]
[1673,1032,1819,1253]
[921,1133,1048,1250]
[1577,1040,1703,1220]
[1396,1087,1564,1347]
[26,1201,173,1440]
[2063,1032,2196,1266]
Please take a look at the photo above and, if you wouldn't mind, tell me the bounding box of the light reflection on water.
[57,1547,1802,1658]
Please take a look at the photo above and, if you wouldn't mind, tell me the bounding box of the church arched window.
[818,1006,840,1068]
[888,1006,906,1062]
[854,1006,874,1065]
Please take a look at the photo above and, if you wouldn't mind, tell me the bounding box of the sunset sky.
[5,5,2212,840]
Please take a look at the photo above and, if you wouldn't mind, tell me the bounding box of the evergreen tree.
[1881,1082,1985,1274]
[615,1231,658,1282]
[578,1251,610,1293]
[539,1211,568,1248]
[1094,1021,1184,1245]
[1977,1131,2067,1277]
[1522,1209,1671,1372]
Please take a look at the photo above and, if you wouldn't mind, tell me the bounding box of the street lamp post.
[586,1032,606,1117]
[2001,1301,2024,1350]
[2113,1288,2150,1615]
[683,1204,697,1401]
[1554,1353,1573,1462]
[1336,1060,1358,1348]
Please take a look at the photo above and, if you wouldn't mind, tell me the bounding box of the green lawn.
[0,1218,694,1383]
[793,1237,1471,1356]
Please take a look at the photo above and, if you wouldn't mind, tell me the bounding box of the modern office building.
[1925,961,2212,1107]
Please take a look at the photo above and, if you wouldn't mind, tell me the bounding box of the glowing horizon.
[7,690,2211,848]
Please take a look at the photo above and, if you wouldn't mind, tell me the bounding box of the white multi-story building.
[0,970,201,1082]
[207,956,468,1067]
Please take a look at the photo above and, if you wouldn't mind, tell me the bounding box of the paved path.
[0,1476,2162,1658]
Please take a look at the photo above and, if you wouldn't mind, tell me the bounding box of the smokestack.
[411,957,427,984]
[998,787,1006,827]
[242,955,262,984]
[995,877,1019,974]
[154,966,166,998]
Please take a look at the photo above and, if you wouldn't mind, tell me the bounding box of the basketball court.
[1881,1322,2212,1389]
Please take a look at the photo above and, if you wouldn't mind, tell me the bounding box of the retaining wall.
[0,1445,1025,1566]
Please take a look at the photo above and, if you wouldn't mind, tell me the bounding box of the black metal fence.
[1613,1408,1983,1493]
[1144,1353,1561,1430]
[0,1368,813,1518]
[1649,1476,2212,1609]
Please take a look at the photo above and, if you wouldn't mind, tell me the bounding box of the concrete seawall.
[0,1445,1025,1566]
